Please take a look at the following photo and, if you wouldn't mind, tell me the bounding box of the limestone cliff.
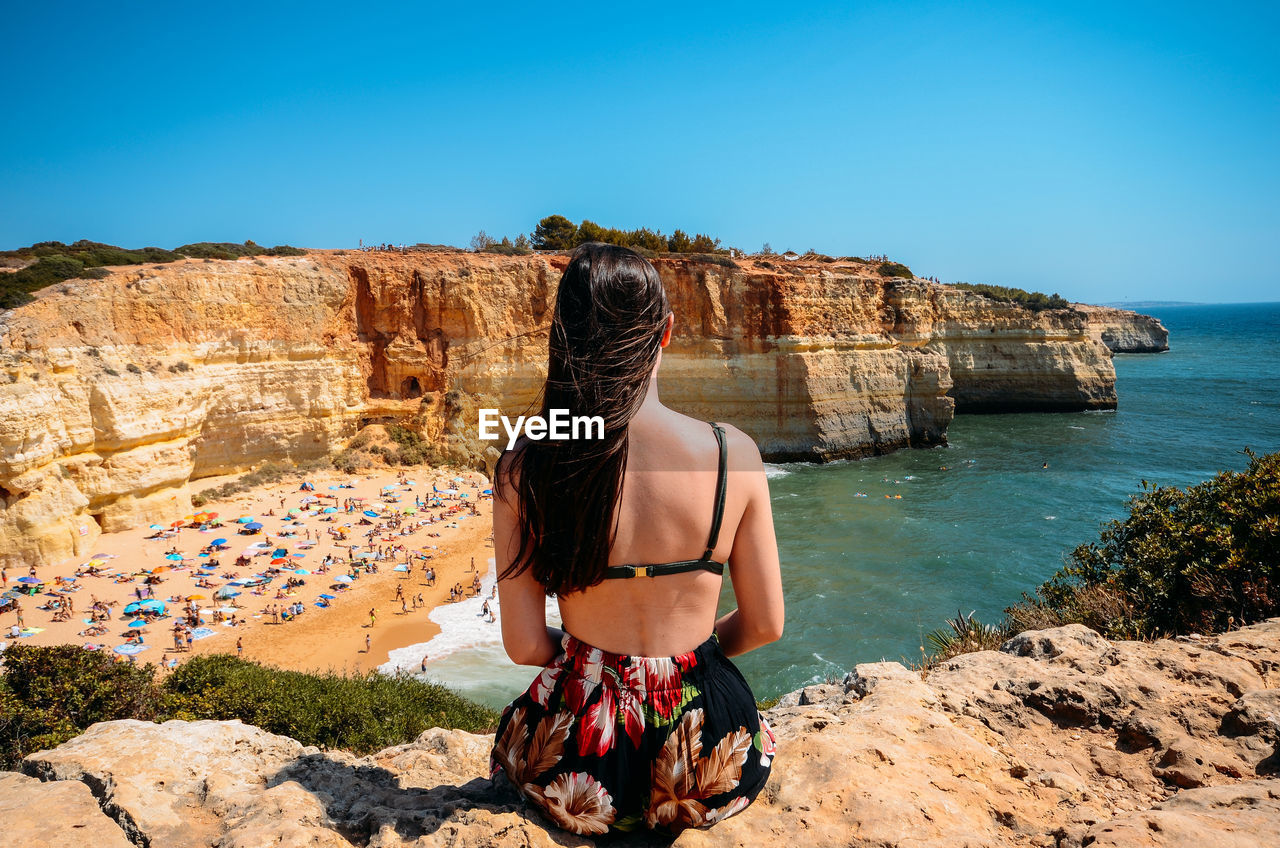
[0,251,1144,567]
[6,619,1279,847]
[1073,304,1170,354]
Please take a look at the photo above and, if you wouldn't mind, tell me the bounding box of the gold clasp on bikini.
[630,565,652,578]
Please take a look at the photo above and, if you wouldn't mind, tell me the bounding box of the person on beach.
[490,244,784,837]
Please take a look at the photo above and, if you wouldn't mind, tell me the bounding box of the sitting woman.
[491,244,784,837]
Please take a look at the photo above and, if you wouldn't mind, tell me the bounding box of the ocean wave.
[380,558,560,677]
[763,464,791,479]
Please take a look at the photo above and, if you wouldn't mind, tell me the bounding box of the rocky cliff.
[1073,304,1170,354]
[0,251,1156,567]
[5,619,1277,847]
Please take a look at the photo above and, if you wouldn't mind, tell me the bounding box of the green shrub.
[1016,450,1280,639]
[953,282,1070,312]
[0,644,167,767]
[164,655,496,753]
[0,647,497,769]
[0,239,304,308]
[168,361,191,373]
[877,261,913,279]
[126,363,142,374]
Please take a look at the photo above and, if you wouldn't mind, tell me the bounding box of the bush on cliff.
[0,239,307,308]
[163,655,497,753]
[0,644,169,768]
[876,261,914,279]
[926,450,1280,663]
[1016,449,1280,639]
[0,646,497,769]
[952,282,1070,312]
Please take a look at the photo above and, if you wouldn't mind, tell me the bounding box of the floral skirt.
[490,631,775,836]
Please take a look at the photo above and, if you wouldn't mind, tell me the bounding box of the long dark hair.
[497,242,671,595]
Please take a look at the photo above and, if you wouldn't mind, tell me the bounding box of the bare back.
[495,400,785,666]
[557,407,780,657]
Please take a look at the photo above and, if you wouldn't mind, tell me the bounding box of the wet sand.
[0,465,495,678]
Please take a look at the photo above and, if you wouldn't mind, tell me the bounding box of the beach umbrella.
[149,524,164,530]
[293,568,310,575]
[237,516,254,523]
[356,551,375,559]
[193,512,211,522]
[393,564,408,572]
[322,507,337,514]
[363,510,379,518]
[164,553,183,561]
[319,593,336,599]
[272,548,288,557]
[216,606,239,613]
[245,522,263,531]
[482,489,492,495]
[211,538,227,545]
[333,575,354,583]
[127,619,148,628]
[214,587,241,598]
[271,557,288,565]
[16,577,39,584]
[152,566,171,573]
[91,552,110,558]
[187,594,206,600]
[170,520,185,528]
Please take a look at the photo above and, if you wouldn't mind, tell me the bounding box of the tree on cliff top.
[532,215,578,250]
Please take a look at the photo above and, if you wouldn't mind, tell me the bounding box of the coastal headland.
[0,249,1166,569]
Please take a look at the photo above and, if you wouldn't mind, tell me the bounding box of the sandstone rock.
[1074,778,1280,847]
[0,770,135,848]
[1072,303,1171,353]
[1,252,1154,567]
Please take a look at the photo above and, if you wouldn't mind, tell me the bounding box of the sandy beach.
[0,465,496,678]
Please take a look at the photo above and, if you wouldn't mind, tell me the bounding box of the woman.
[491,243,785,836]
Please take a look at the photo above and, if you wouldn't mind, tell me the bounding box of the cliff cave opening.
[401,376,423,399]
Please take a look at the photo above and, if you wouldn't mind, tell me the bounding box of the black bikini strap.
[702,422,727,561]
[602,559,726,579]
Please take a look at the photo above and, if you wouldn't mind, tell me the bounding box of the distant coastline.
[1102,300,1204,308]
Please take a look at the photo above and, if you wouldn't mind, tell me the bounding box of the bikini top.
[601,421,728,579]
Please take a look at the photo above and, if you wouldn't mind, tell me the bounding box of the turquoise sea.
[388,302,1280,707]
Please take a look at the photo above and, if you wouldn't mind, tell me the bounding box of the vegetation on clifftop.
[952,282,1070,312]
[0,647,497,770]
[0,240,307,308]
[927,450,1280,662]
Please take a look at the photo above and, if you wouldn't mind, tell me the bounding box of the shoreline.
[1,464,496,681]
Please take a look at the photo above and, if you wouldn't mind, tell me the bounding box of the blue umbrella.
[363,510,379,518]
[165,553,183,561]
[319,593,336,599]
[149,524,164,530]
[322,507,337,514]
[393,564,408,572]
[294,568,310,574]
[17,577,40,584]
[127,619,148,628]
[245,522,263,531]
[211,538,227,545]
[333,575,353,583]
[272,548,288,557]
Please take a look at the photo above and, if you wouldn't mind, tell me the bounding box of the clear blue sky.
[3,1,1277,303]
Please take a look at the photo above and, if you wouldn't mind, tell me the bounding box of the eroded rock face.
[9,620,1279,847]
[0,252,1150,566]
[1073,304,1171,354]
